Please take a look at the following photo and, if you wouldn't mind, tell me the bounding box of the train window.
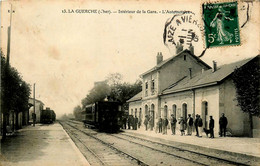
[92,105,95,113]
[96,111,98,122]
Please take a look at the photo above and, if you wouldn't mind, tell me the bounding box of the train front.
[97,101,123,133]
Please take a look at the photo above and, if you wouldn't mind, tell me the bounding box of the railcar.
[40,109,56,124]
[83,101,123,132]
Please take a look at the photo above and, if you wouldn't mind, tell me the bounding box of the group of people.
[154,117,169,134]
[144,115,154,131]
[169,113,228,138]
[122,113,229,138]
[122,114,139,130]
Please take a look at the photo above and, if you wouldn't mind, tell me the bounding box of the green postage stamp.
[203,1,240,48]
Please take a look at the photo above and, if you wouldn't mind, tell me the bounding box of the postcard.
[1,0,259,165]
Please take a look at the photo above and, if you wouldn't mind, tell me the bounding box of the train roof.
[85,103,94,109]
[96,101,121,104]
[85,101,122,108]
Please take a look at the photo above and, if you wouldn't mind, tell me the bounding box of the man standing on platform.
[127,115,131,129]
[122,114,127,129]
[134,115,138,130]
[198,115,203,137]
[130,115,134,130]
[209,116,214,138]
[187,114,193,136]
[219,113,228,137]
[162,117,169,135]
[149,115,154,131]
[170,114,177,135]
[194,114,199,136]
[144,115,149,131]
[159,117,163,133]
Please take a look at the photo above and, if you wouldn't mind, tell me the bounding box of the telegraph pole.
[6,4,15,64]
[33,83,36,127]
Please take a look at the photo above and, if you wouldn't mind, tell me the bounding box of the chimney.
[202,68,205,74]
[189,43,194,55]
[189,68,192,79]
[176,39,184,54]
[157,52,163,64]
[212,61,217,72]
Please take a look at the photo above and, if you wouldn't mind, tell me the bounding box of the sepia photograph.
[0,0,259,165]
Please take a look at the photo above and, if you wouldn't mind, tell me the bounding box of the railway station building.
[127,48,260,137]
[29,98,44,123]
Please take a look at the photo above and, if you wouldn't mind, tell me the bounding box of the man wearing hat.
[187,114,193,135]
[209,116,215,138]
[170,114,177,135]
[194,114,199,136]
[219,113,228,137]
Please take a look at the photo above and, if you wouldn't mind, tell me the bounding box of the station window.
[145,82,149,96]
[184,55,186,61]
[151,80,155,89]
[151,80,155,95]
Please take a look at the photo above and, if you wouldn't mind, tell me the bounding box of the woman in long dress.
[179,117,185,136]
[210,6,234,44]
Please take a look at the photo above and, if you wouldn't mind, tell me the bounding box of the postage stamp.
[202,1,240,48]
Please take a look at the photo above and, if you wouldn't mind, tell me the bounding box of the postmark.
[163,11,204,55]
[202,1,240,48]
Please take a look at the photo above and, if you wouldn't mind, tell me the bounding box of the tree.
[110,79,142,110]
[232,56,260,137]
[77,73,142,117]
[15,81,31,128]
[106,73,141,103]
[73,105,82,120]
[106,73,123,86]
[1,51,31,140]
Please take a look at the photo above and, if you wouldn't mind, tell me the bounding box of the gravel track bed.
[113,134,237,166]
[60,122,137,166]
[66,120,252,166]
[66,121,201,165]
[121,132,255,165]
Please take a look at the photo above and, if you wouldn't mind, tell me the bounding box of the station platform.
[123,126,260,159]
[0,122,90,166]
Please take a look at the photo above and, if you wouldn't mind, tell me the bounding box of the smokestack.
[189,68,192,79]
[202,68,205,74]
[176,39,184,54]
[189,43,194,55]
[157,52,163,64]
[212,61,217,72]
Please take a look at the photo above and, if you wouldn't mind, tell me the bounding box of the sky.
[1,0,259,117]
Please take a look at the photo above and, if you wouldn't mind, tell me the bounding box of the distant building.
[29,98,44,123]
[94,81,107,86]
[127,48,260,137]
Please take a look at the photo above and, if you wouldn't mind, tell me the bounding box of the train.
[82,101,123,133]
[40,108,56,124]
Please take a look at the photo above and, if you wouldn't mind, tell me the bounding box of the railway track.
[60,121,148,166]
[63,120,252,166]
[62,122,106,165]
[111,133,250,166]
